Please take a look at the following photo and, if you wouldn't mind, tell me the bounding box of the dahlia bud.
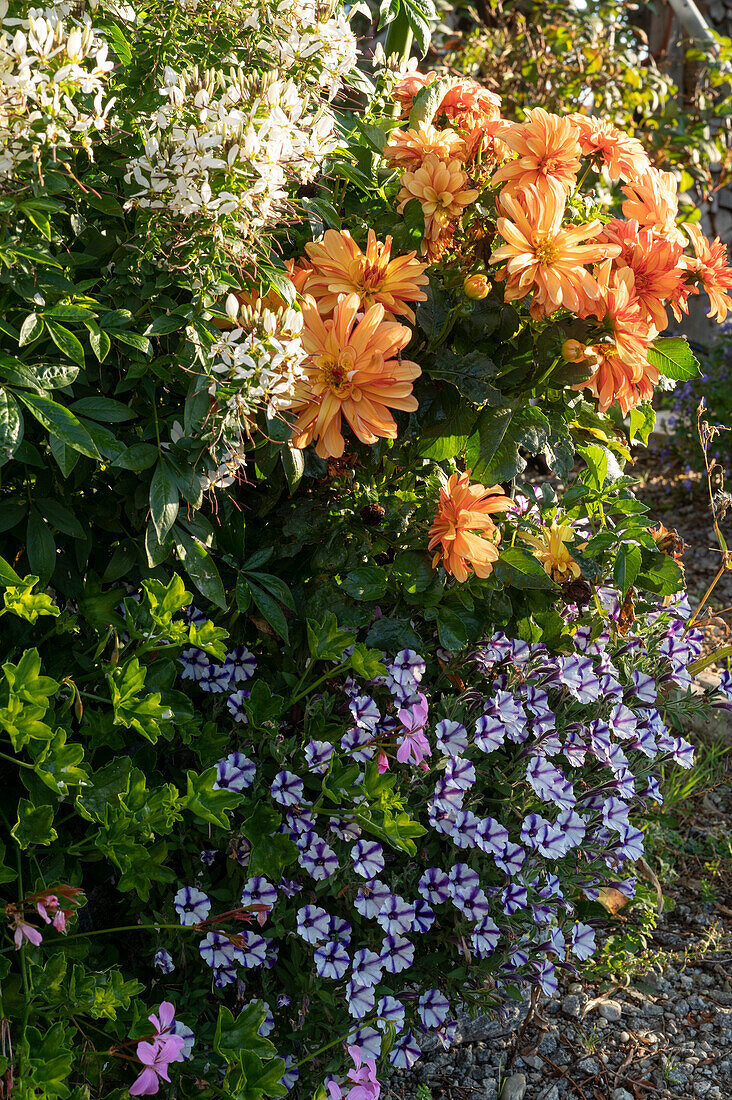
[225,293,240,323]
[463,274,490,300]
[561,338,587,363]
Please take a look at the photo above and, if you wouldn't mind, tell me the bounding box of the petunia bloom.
[289,293,421,459]
[428,472,513,582]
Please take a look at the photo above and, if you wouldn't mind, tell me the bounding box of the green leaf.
[144,314,188,337]
[306,613,356,661]
[35,499,85,539]
[18,312,44,346]
[436,607,468,651]
[149,459,179,544]
[613,542,642,594]
[174,528,226,609]
[637,552,684,596]
[0,554,22,586]
[409,75,458,127]
[281,442,304,492]
[647,337,700,381]
[469,403,550,483]
[243,570,295,609]
[4,576,59,623]
[365,617,422,652]
[0,390,22,463]
[214,1004,278,1059]
[87,324,112,363]
[48,435,79,478]
[184,766,241,828]
[341,565,388,601]
[401,0,436,55]
[628,403,656,444]
[27,509,56,582]
[107,658,170,742]
[12,799,57,848]
[69,397,135,422]
[428,351,502,405]
[417,389,477,461]
[240,804,298,879]
[109,329,152,355]
[45,320,85,368]
[247,579,290,642]
[493,547,555,589]
[16,392,99,458]
[392,550,434,594]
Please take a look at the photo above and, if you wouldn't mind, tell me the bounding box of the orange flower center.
[534,237,559,265]
[319,358,349,392]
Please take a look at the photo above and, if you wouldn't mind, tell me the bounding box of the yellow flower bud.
[463,274,490,300]
[561,338,587,363]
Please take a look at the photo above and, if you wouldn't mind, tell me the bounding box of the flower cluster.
[0,5,115,181]
[266,229,430,459]
[381,77,732,414]
[124,68,338,231]
[5,885,83,948]
[159,587,714,1093]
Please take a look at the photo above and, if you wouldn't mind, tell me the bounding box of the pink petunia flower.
[396,694,431,766]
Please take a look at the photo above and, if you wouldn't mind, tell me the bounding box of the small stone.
[612,1090,634,1100]
[500,1073,527,1100]
[537,1034,557,1056]
[561,994,581,1018]
[522,1056,543,1071]
[598,1000,623,1022]
[577,1057,599,1075]
[619,1031,630,1043]
[542,1088,559,1100]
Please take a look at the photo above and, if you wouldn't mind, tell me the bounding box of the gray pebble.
[561,994,582,1018]
[612,1090,634,1100]
[598,1000,622,1022]
[500,1073,527,1100]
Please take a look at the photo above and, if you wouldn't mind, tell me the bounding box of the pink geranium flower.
[129,1003,185,1096]
[325,1046,381,1100]
[13,919,42,949]
[396,693,431,766]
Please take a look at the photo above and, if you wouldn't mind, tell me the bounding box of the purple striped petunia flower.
[380,934,414,974]
[296,905,331,944]
[299,838,339,881]
[418,988,450,1029]
[388,1031,421,1069]
[351,840,385,879]
[241,877,277,910]
[214,751,256,791]
[351,947,383,986]
[354,880,392,919]
[418,867,450,906]
[435,719,469,756]
[222,646,257,683]
[314,940,350,979]
[174,886,211,926]
[377,995,405,1032]
[270,770,304,807]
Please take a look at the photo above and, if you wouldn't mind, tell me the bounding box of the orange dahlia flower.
[683,222,732,323]
[491,108,582,202]
[384,122,466,168]
[490,189,616,318]
[289,293,421,459]
[428,471,513,583]
[600,218,685,330]
[570,115,650,183]
[302,229,428,323]
[576,263,658,413]
[580,261,654,367]
[579,344,659,415]
[621,168,684,244]
[393,68,437,115]
[397,154,479,248]
[438,81,506,160]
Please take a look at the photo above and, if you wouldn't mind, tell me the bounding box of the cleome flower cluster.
[123,0,358,235]
[0,3,115,180]
[154,585,727,1096]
